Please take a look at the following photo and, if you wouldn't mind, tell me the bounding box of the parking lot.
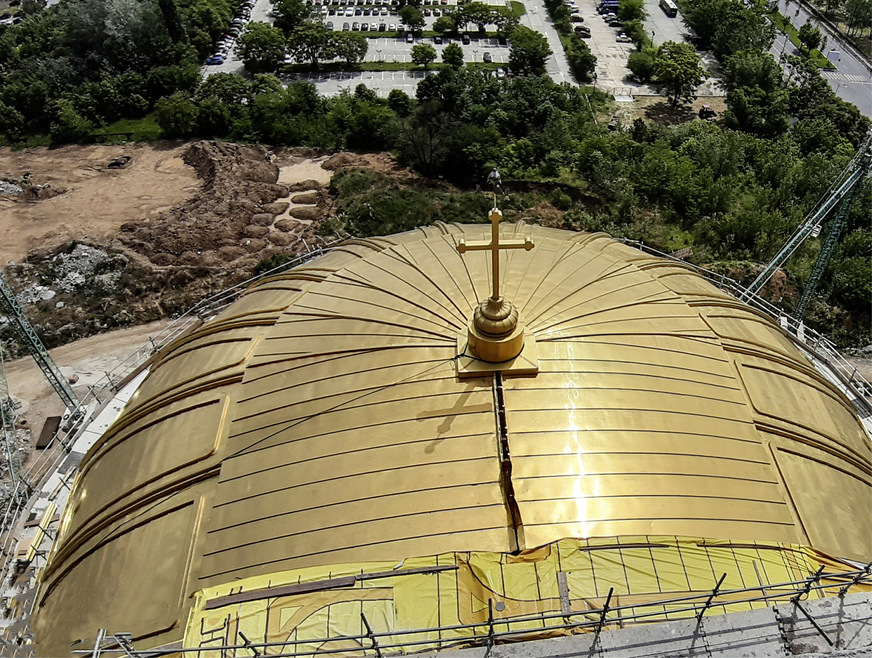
[361,35,510,63]
[202,0,722,99]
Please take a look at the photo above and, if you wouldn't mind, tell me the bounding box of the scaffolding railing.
[619,239,872,417]
[72,565,872,657]
[0,239,346,593]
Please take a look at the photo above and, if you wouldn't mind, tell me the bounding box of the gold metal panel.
[64,396,227,540]
[773,448,872,560]
[34,500,200,657]
[739,361,870,460]
[36,224,872,655]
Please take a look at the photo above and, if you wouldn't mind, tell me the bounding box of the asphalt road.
[769,0,871,117]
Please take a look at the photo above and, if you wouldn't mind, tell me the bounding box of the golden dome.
[34,223,871,655]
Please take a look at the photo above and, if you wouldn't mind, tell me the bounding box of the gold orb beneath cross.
[468,297,526,363]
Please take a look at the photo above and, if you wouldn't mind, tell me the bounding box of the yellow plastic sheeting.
[184,536,867,656]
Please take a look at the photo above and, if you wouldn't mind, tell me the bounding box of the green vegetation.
[765,9,832,67]
[0,0,868,344]
[93,115,164,142]
[542,0,597,81]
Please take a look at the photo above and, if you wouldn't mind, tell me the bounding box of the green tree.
[273,0,310,34]
[49,99,94,144]
[399,5,425,31]
[154,92,198,138]
[196,72,251,107]
[458,1,494,30]
[844,0,871,36]
[442,41,464,67]
[721,50,789,136]
[617,0,646,22]
[433,14,456,33]
[798,22,822,52]
[508,25,552,74]
[411,42,437,67]
[286,21,335,68]
[333,32,368,65]
[681,0,774,60]
[653,41,705,107]
[388,88,413,115]
[627,49,656,82]
[236,21,286,73]
[197,96,232,135]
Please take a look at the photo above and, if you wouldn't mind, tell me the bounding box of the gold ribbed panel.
[35,225,871,657]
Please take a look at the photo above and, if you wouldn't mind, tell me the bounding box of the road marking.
[822,72,870,84]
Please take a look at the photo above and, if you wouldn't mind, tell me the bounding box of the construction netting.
[183,535,869,656]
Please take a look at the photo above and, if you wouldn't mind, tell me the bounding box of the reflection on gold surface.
[33,225,871,655]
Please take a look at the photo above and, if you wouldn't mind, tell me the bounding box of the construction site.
[0,137,869,657]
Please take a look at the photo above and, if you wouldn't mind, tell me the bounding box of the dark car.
[497,34,507,45]
[574,25,591,36]
[326,20,334,28]
[361,21,368,29]
[352,20,360,29]
[482,51,492,62]
[406,32,414,42]
[206,55,225,65]
[462,33,470,44]
[343,21,351,29]
[434,35,442,43]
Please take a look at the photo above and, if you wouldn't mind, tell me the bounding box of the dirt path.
[3,320,172,433]
[0,143,200,266]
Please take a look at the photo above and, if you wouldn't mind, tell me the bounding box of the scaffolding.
[73,565,872,657]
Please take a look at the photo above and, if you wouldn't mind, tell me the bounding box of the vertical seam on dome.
[493,373,525,553]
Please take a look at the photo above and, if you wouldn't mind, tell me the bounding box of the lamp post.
[473,48,478,62]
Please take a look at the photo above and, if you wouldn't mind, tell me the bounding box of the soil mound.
[120,142,285,266]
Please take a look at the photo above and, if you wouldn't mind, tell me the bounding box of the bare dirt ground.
[4,320,172,434]
[0,143,200,266]
[614,96,729,126]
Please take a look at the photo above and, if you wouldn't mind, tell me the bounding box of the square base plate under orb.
[455,331,539,378]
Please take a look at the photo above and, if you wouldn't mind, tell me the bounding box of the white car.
[346,8,354,16]
[616,32,633,42]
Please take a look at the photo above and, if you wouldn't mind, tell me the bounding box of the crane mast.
[0,274,78,411]
[740,132,872,302]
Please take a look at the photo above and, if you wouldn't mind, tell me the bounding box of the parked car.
[497,34,507,44]
[570,14,584,21]
[343,21,351,29]
[326,20,334,28]
[423,7,431,14]
[389,22,397,30]
[378,22,386,30]
[206,55,224,64]
[574,25,591,36]
[381,6,388,14]
[363,7,371,14]
[482,51,492,62]
[345,7,354,15]
[361,21,369,29]
[406,31,414,42]
[462,33,470,44]
[616,32,632,41]
[434,35,442,43]
[352,21,360,29]
[496,67,505,78]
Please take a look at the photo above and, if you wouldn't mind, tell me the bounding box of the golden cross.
[456,207,534,301]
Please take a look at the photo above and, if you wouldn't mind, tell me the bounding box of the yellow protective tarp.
[184,536,868,656]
